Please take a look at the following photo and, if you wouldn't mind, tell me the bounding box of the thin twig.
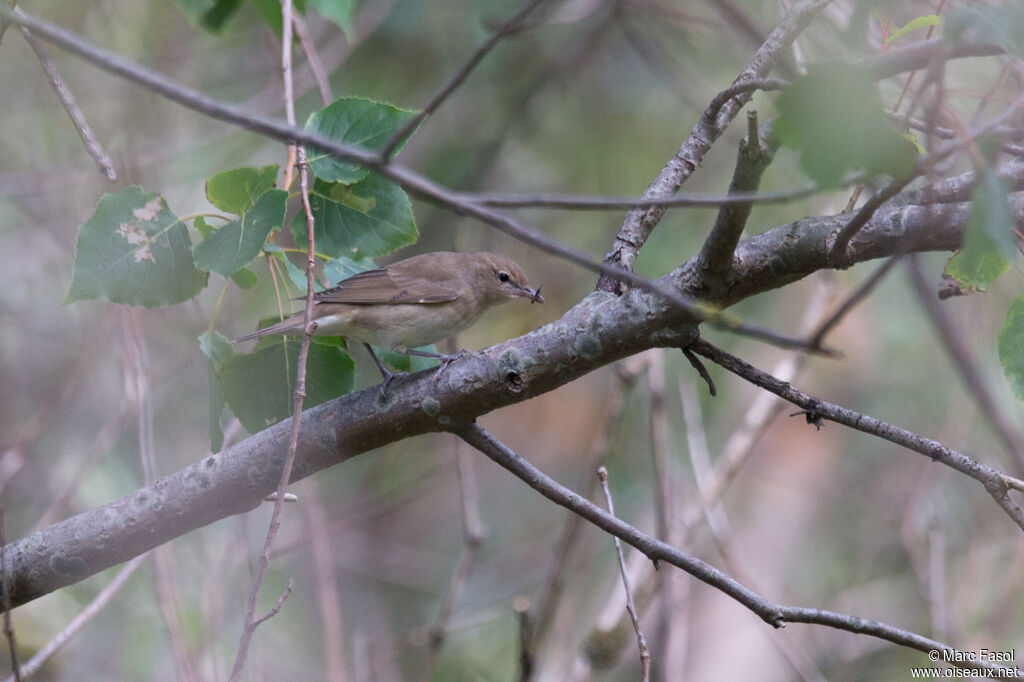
[291,9,332,106]
[596,467,651,682]
[19,25,116,180]
[455,420,786,623]
[646,350,672,672]
[253,579,295,627]
[460,183,820,209]
[379,0,550,159]
[455,422,1020,677]
[809,255,901,347]
[906,255,1024,473]
[122,309,198,682]
[579,278,836,672]
[688,338,1024,533]
[1,553,148,682]
[424,440,486,672]
[828,175,917,266]
[302,482,347,682]
[678,379,827,682]
[229,4,313,677]
[703,77,789,121]
[526,358,646,666]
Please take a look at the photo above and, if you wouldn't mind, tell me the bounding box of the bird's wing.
[313,266,461,305]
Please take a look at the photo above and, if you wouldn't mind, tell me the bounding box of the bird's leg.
[363,343,406,398]
[404,348,469,383]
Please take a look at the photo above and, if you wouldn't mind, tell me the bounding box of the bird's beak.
[516,285,544,304]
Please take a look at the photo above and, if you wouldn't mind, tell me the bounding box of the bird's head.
[472,252,545,306]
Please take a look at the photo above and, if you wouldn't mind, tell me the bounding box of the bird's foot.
[377,368,410,398]
[432,349,469,384]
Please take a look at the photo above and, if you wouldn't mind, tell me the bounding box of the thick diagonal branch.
[4,190,1020,610]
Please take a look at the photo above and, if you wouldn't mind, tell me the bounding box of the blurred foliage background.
[2,0,1023,679]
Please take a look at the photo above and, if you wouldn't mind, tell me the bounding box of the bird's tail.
[231,315,302,343]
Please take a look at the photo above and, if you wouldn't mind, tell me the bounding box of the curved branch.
[688,339,1024,533]
[454,422,1019,677]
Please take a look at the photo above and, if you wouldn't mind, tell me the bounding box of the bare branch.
[454,422,1020,677]
[230,6,317,677]
[19,25,116,180]
[253,579,294,627]
[907,255,1024,472]
[861,37,1005,81]
[457,184,820,210]
[693,113,780,297]
[424,440,486,670]
[828,176,917,266]
[596,467,651,682]
[455,421,786,624]
[379,0,551,159]
[526,359,646,665]
[596,0,833,292]
[688,339,1024,533]
[291,9,332,106]
[809,255,901,347]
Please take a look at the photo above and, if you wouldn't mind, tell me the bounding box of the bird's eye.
[497,271,510,283]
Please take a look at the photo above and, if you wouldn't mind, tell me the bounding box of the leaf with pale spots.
[66,186,207,307]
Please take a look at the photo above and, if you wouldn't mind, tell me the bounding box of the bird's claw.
[432,350,468,384]
[378,370,409,398]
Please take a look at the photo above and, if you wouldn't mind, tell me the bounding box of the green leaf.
[946,7,1024,57]
[231,267,259,290]
[973,170,1016,259]
[194,216,214,239]
[199,331,234,451]
[305,97,418,184]
[944,227,1010,294]
[220,339,354,434]
[194,189,288,277]
[206,165,279,215]
[943,168,1016,292]
[66,187,207,307]
[199,0,242,31]
[885,15,941,44]
[307,0,353,36]
[774,64,916,187]
[323,255,378,283]
[998,295,1024,401]
[943,233,1009,293]
[295,174,417,260]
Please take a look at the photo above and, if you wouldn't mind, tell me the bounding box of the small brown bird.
[233,251,544,395]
